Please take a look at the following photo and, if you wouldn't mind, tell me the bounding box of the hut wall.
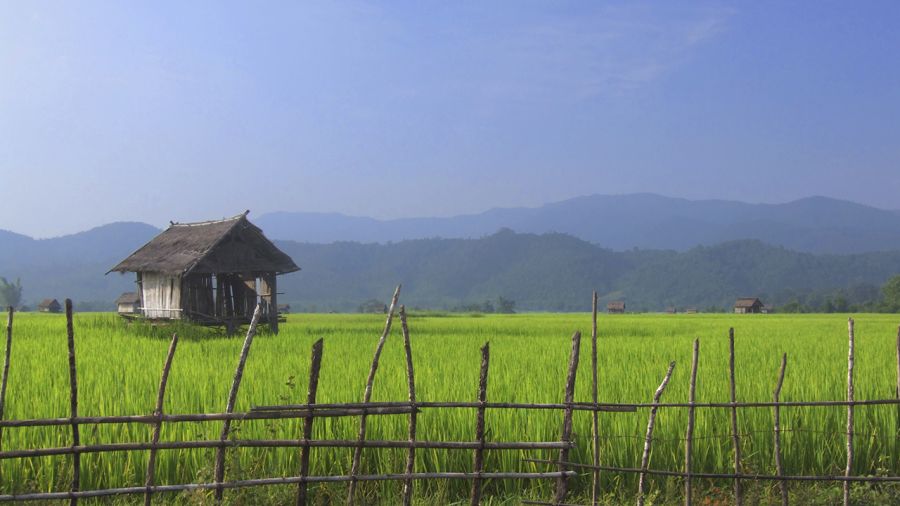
[181,274,215,319]
[141,273,182,319]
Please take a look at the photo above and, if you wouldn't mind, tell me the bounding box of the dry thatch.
[108,213,299,276]
[115,292,140,305]
[734,297,762,309]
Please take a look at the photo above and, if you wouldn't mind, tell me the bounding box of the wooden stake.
[347,285,402,505]
[65,299,80,506]
[773,353,788,506]
[729,327,743,506]
[637,361,675,506]
[591,291,601,506]
[554,331,582,505]
[399,306,417,506]
[214,304,263,502]
[144,333,179,506]
[844,318,855,506]
[684,339,699,506]
[0,307,12,452]
[296,338,323,506]
[470,343,490,506]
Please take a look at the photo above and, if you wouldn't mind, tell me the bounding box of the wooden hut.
[38,299,61,313]
[733,297,765,314]
[108,212,299,333]
[115,292,141,315]
[607,301,625,314]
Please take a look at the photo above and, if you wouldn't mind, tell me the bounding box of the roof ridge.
[171,211,249,228]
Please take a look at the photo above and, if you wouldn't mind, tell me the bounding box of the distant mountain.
[257,194,900,254]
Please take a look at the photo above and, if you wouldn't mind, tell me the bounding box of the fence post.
[637,361,675,506]
[296,338,324,506]
[399,306,417,506]
[554,331,582,505]
[144,333,179,506]
[347,285,402,505]
[214,304,263,502]
[728,327,743,506]
[844,318,855,506]
[591,292,601,506]
[0,307,13,452]
[684,339,699,506]
[773,353,788,506]
[470,343,490,506]
[65,299,80,506]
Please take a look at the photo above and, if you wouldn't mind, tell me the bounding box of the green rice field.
[2,310,900,503]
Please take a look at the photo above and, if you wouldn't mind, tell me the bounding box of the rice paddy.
[2,310,900,503]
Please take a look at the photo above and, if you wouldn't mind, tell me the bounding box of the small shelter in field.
[38,299,61,313]
[607,301,625,314]
[277,304,291,315]
[115,292,141,315]
[685,307,698,314]
[733,297,765,314]
[665,306,677,314]
[108,212,300,333]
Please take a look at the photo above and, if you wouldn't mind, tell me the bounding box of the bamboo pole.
[773,353,788,506]
[844,318,855,506]
[0,307,12,452]
[554,331,582,505]
[214,304,262,502]
[399,306,417,506]
[591,291,601,506]
[296,338,323,506]
[728,327,743,506]
[65,299,80,506]
[143,333,179,506]
[470,343,490,506]
[637,361,676,506]
[348,285,402,504]
[254,401,635,413]
[684,339,699,506]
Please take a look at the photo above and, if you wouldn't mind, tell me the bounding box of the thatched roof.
[734,297,762,308]
[38,298,59,309]
[108,213,300,276]
[607,301,625,310]
[115,292,140,304]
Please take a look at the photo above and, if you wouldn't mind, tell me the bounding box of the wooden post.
[269,275,278,335]
[637,361,675,506]
[684,339,699,506]
[214,304,263,502]
[65,299,80,506]
[728,327,743,506]
[347,285,402,505]
[0,307,13,451]
[773,353,788,506]
[296,338,324,506]
[554,331,582,505]
[400,306,417,506]
[144,333,179,506]
[591,291,601,506]
[470,343,490,506]
[844,318,855,506]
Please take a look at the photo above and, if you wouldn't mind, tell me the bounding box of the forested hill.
[3,224,900,312]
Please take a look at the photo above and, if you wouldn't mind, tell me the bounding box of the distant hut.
[115,292,141,315]
[665,306,677,314]
[107,212,300,333]
[38,299,61,313]
[685,307,698,314]
[733,297,765,314]
[607,301,625,314]
[277,304,291,315]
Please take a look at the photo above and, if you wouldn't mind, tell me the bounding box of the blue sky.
[2,1,899,237]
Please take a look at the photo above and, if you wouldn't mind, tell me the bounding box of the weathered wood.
[729,327,743,506]
[470,343,490,506]
[254,400,635,413]
[844,318,855,506]
[684,339,699,506]
[65,299,80,506]
[400,306,417,506]
[348,285,402,505]
[296,338,323,506]
[144,333,179,506]
[0,307,12,452]
[214,304,262,502]
[554,331,582,504]
[591,291,601,506]
[636,361,675,506]
[773,353,788,506]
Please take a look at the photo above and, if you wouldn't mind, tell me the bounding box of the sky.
[2,1,900,238]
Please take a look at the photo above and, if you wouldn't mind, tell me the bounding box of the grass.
[2,310,900,504]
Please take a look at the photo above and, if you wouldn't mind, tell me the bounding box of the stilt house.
[607,301,626,314]
[108,212,299,333]
[733,297,765,314]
